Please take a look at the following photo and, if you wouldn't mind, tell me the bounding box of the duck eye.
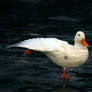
[78,34,80,36]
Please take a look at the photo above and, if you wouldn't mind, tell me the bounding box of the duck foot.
[62,75,71,79]
[62,68,71,79]
[24,49,32,55]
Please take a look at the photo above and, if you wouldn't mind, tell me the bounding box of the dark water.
[0,0,92,92]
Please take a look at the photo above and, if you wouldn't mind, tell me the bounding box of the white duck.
[8,31,89,79]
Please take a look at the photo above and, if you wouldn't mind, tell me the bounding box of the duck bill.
[81,38,89,47]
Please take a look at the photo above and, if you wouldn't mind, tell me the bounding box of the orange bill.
[81,38,89,47]
[24,49,32,55]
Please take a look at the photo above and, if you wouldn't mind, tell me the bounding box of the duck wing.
[7,38,69,52]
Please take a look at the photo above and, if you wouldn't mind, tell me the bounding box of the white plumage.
[8,38,69,52]
[8,31,89,68]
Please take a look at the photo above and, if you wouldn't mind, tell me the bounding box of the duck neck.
[74,42,87,50]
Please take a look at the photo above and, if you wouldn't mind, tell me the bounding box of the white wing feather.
[8,38,69,52]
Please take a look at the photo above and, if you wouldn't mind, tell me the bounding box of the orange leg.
[24,49,32,55]
[62,68,71,79]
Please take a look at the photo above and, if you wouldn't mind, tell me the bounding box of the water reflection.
[53,87,80,92]
[53,79,80,92]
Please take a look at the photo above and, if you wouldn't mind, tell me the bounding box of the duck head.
[74,31,89,47]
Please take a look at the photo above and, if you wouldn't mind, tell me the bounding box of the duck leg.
[62,68,71,79]
[24,49,32,55]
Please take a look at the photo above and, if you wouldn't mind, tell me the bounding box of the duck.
[8,31,89,79]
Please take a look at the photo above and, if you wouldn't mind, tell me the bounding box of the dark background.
[0,0,92,92]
